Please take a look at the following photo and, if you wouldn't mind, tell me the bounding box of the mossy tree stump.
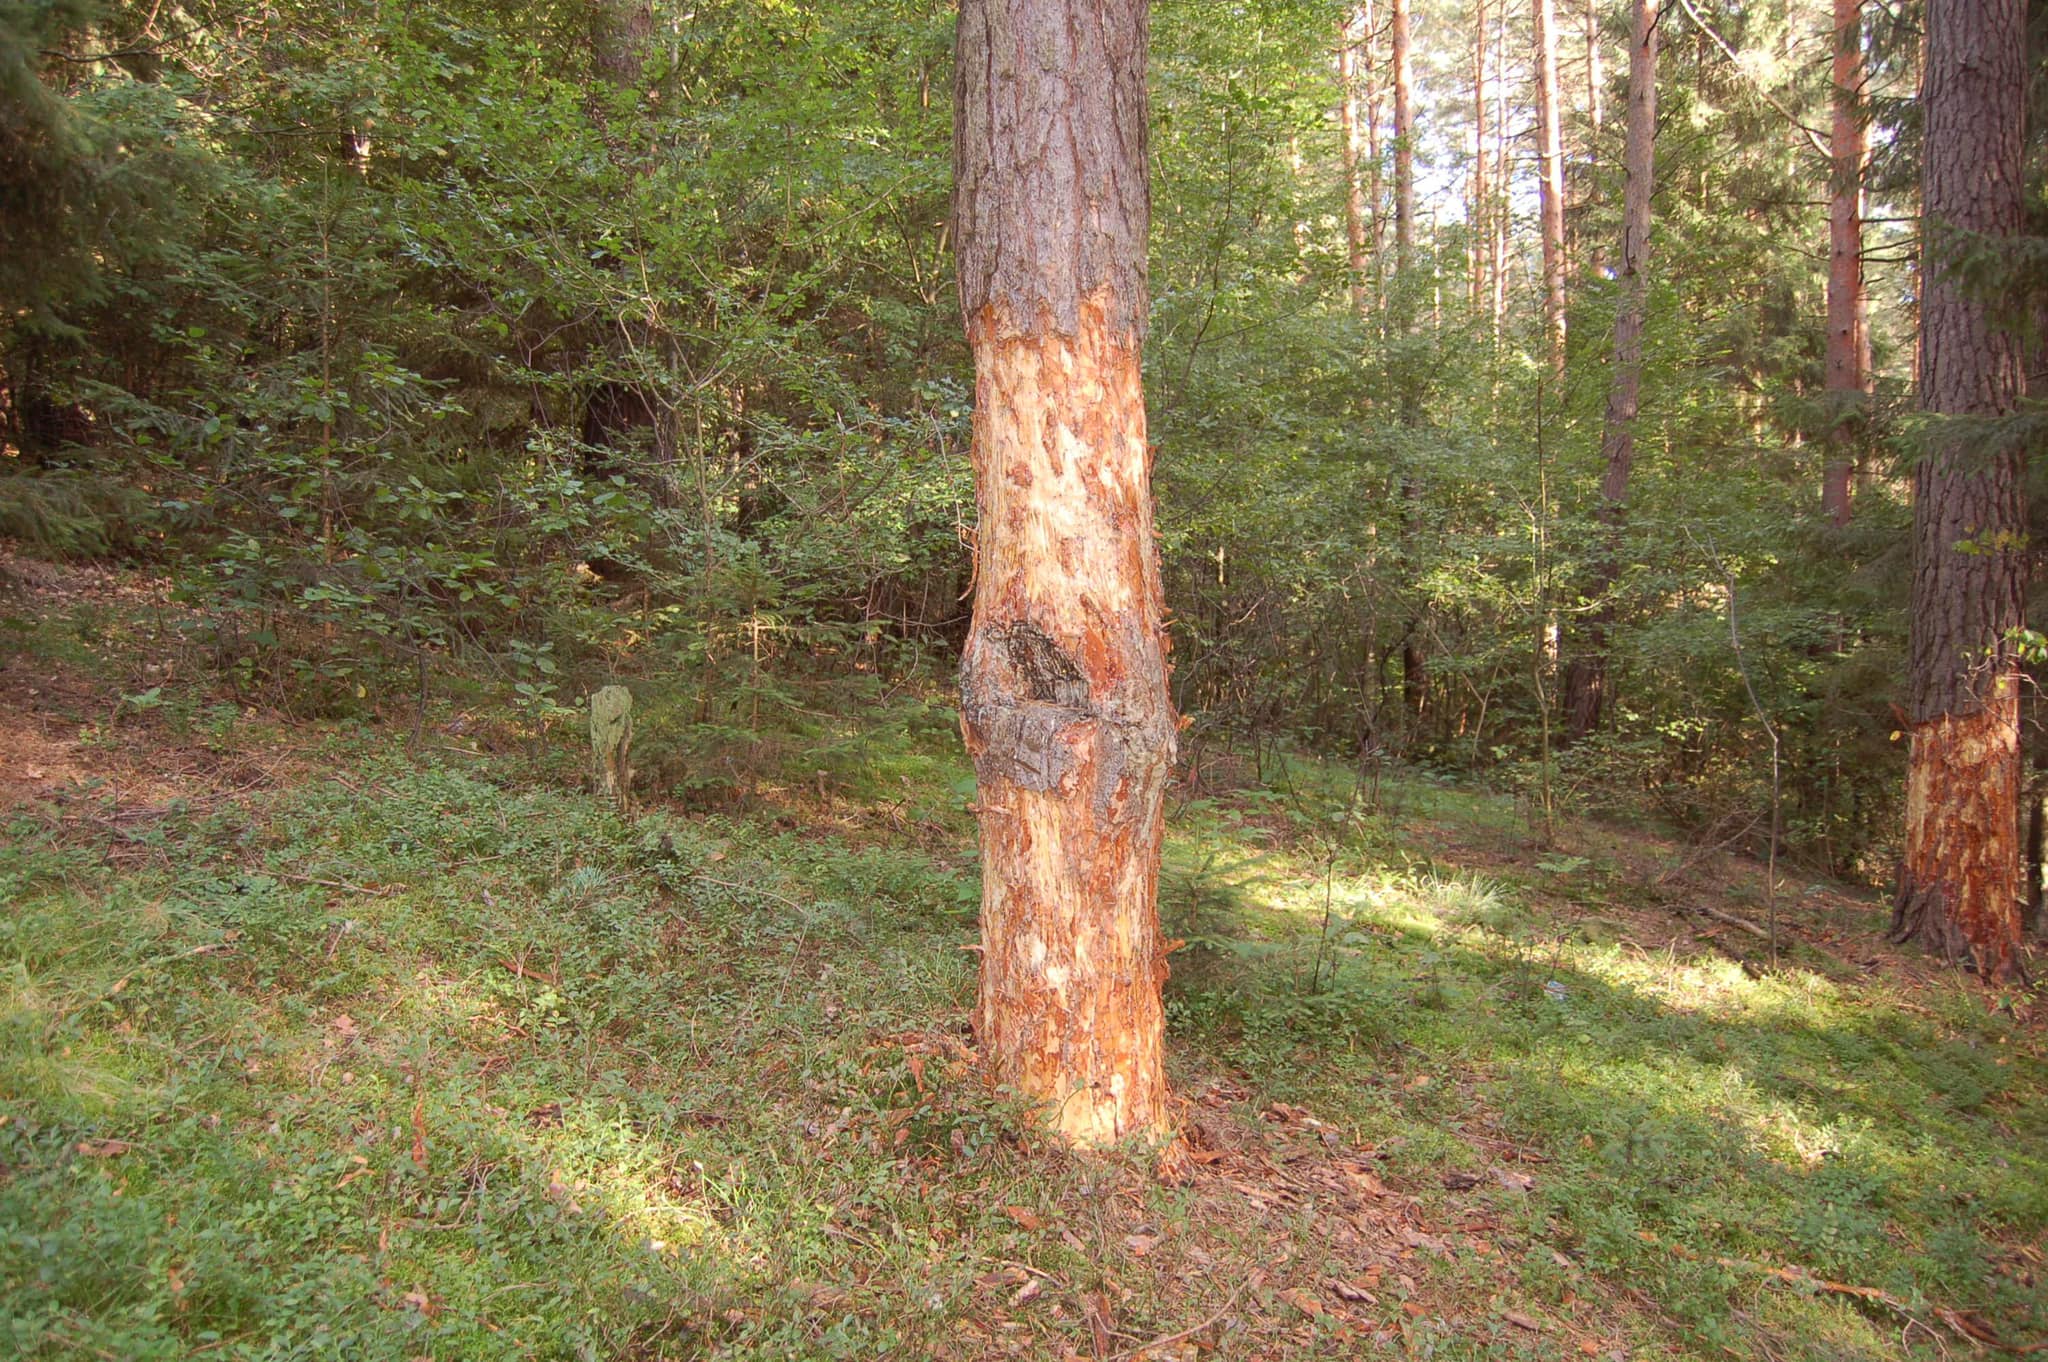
[590,685,633,813]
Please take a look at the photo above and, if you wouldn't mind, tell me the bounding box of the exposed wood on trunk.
[1821,0,1867,527]
[953,0,1176,1145]
[1532,0,1568,372]
[1562,0,1656,740]
[1890,0,2028,982]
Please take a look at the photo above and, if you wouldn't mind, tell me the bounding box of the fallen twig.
[1105,1273,1258,1362]
[271,871,401,896]
[1635,1231,2048,1351]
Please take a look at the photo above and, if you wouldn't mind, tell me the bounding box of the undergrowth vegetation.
[2,577,2043,1360]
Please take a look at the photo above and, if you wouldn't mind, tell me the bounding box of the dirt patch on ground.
[0,548,293,824]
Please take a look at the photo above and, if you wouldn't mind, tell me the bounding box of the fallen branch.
[1694,903,1769,939]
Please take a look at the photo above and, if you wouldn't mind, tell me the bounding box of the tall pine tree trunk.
[1338,7,1374,318]
[1470,0,1488,313]
[1822,0,1867,527]
[953,0,1177,1145]
[1392,0,1426,723]
[1532,0,1568,373]
[1890,0,2028,981]
[1563,0,1656,740]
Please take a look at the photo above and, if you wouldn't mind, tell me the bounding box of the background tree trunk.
[1469,0,1488,312]
[1392,0,1426,725]
[1821,0,1866,527]
[1562,0,1655,740]
[953,0,1176,1146]
[1890,0,2028,981]
[1339,7,1374,319]
[1532,0,1568,373]
[588,0,653,86]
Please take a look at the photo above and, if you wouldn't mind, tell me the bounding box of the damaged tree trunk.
[953,0,1176,1147]
[1890,0,2028,981]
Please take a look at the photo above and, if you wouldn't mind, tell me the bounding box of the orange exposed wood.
[960,294,1175,1147]
[1894,676,2025,981]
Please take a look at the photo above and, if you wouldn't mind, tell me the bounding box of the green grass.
[1,584,2044,1360]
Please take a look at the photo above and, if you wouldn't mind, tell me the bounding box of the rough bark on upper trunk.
[953,0,1176,1147]
[1822,0,1867,527]
[1562,0,1655,740]
[1890,0,2028,981]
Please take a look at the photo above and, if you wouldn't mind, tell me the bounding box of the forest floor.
[2,549,2044,1362]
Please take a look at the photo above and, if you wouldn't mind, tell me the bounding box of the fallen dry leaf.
[1084,1289,1114,1358]
[1003,1204,1046,1231]
[1280,1287,1326,1319]
[1503,1310,1545,1332]
[75,1139,133,1158]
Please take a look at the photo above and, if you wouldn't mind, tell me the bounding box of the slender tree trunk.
[1584,0,1604,142]
[1339,7,1374,318]
[1822,0,1867,527]
[1532,0,1568,371]
[1582,0,1605,275]
[1470,0,1488,312]
[1364,0,1386,310]
[1392,0,1414,280]
[1890,0,2028,981]
[1563,0,1656,740]
[1392,0,1426,722]
[1492,11,1510,339]
[953,0,1177,1144]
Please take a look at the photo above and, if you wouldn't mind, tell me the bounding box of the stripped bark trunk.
[953,0,1176,1145]
[1822,0,1867,527]
[1563,0,1656,740]
[1532,0,1568,372]
[1890,0,2028,981]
